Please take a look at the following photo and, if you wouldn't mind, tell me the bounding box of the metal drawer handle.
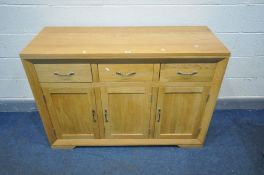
[177,71,197,76]
[116,71,137,77]
[53,72,75,76]
[104,109,109,122]
[157,109,161,122]
[92,110,97,122]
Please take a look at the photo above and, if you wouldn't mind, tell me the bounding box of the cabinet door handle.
[177,71,197,76]
[54,72,75,76]
[116,71,137,77]
[92,110,96,122]
[104,109,109,122]
[157,109,161,122]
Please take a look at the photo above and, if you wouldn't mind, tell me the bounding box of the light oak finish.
[98,64,154,82]
[21,59,57,144]
[20,26,230,59]
[51,145,76,149]
[42,84,100,139]
[154,86,209,139]
[20,26,230,149]
[101,86,152,139]
[160,63,216,82]
[197,57,229,144]
[52,138,201,147]
[178,144,203,148]
[35,64,92,82]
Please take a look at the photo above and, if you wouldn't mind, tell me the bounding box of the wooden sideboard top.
[20,26,230,59]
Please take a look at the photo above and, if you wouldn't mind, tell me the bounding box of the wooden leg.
[178,144,203,148]
[51,145,75,149]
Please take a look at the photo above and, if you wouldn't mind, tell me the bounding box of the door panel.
[101,86,152,139]
[155,86,209,139]
[43,85,99,139]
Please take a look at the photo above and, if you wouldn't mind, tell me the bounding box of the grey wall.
[0,0,264,102]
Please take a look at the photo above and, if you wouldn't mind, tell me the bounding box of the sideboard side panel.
[198,57,229,144]
[22,59,57,144]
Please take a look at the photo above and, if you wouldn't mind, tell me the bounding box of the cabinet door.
[101,86,152,139]
[154,86,209,139]
[43,85,99,139]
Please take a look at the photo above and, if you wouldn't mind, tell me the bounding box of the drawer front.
[98,64,154,82]
[160,63,216,82]
[35,64,92,82]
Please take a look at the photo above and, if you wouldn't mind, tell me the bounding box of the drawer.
[35,64,92,82]
[160,63,216,82]
[98,64,154,82]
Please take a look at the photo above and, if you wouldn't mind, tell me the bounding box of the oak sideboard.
[20,26,230,149]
